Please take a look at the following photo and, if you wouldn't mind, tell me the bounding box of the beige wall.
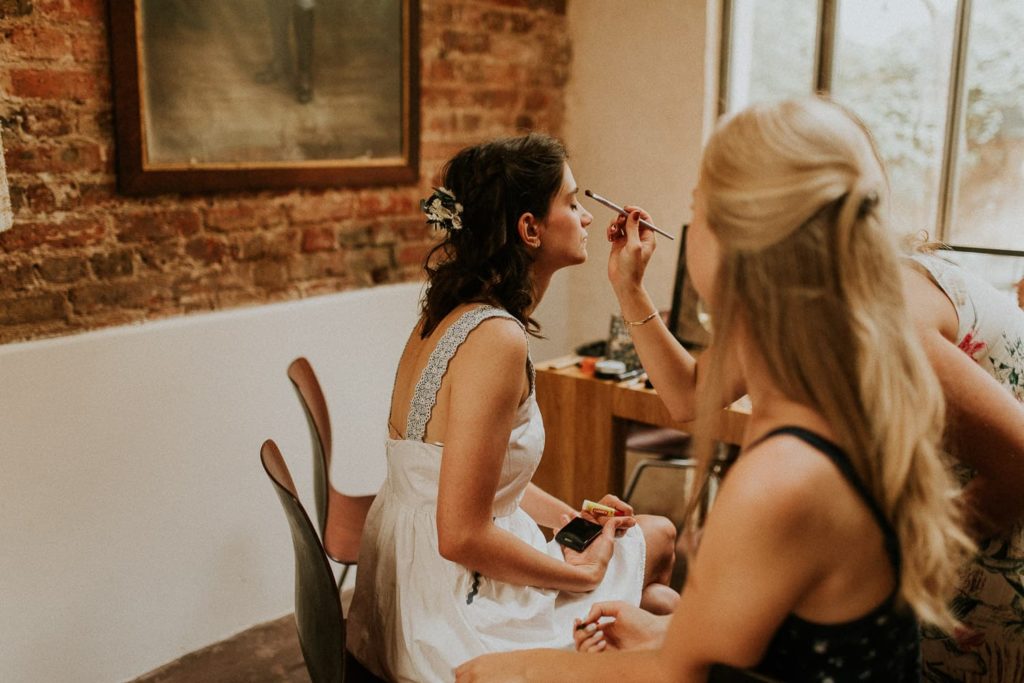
[563,0,714,349]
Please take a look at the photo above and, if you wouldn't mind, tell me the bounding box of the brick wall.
[0,0,569,344]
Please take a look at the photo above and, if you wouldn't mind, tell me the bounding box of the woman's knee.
[636,514,677,580]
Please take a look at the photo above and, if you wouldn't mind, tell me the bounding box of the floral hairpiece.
[421,187,464,232]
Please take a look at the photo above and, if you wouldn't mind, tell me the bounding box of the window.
[719,0,1024,265]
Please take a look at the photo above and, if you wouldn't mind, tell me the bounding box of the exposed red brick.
[441,30,491,55]
[301,226,336,253]
[69,278,170,315]
[9,67,102,101]
[346,246,397,286]
[0,0,570,344]
[289,250,348,281]
[230,233,268,262]
[252,259,289,290]
[33,0,103,21]
[117,210,202,243]
[0,263,36,290]
[263,228,300,257]
[2,24,70,62]
[69,26,108,64]
[136,242,180,272]
[205,201,283,233]
[0,217,106,252]
[397,242,433,267]
[90,249,135,279]
[0,0,33,18]
[423,59,457,82]
[7,103,75,137]
[64,0,105,21]
[287,193,355,223]
[5,138,106,174]
[38,255,88,283]
[0,293,66,325]
[75,181,118,208]
[20,182,58,212]
[185,236,228,264]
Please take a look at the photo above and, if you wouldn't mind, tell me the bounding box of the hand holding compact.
[558,514,631,591]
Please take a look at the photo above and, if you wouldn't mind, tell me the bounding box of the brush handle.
[585,190,675,240]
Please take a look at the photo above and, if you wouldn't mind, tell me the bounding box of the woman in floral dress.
[906,250,1024,682]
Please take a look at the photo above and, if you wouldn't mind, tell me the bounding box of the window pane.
[725,0,817,112]
[946,251,1024,302]
[830,0,957,240]
[948,1,1024,253]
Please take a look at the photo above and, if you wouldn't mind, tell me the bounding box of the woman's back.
[387,303,531,444]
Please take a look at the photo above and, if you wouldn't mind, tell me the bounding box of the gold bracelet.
[623,310,658,326]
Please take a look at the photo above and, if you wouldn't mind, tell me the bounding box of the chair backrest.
[287,356,375,566]
[261,439,345,683]
[288,357,332,537]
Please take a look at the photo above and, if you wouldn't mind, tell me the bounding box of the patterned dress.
[346,305,647,683]
[912,253,1024,683]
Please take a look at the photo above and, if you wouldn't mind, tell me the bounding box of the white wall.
[0,284,426,682]
[0,279,575,683]
[564,0,713,345]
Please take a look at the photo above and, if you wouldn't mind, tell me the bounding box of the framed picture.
[108,0,419,195]
[667,224,712,349]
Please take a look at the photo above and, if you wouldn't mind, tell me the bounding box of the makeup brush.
[584,189,675,240]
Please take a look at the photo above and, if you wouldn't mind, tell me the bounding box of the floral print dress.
[912,253,1024,683]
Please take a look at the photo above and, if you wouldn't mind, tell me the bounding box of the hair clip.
[421,187,464,232]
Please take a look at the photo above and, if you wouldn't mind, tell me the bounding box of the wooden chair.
[287,357,375,587]
[261,439,384,683]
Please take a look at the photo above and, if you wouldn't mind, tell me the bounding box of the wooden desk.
[532,359,751,506]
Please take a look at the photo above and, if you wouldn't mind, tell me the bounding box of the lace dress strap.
[405,306,530,442]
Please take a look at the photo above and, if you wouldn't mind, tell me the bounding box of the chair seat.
[625,425,691,456]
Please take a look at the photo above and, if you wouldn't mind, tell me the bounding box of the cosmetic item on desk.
[584,190,675,240]
[594,359,644,382]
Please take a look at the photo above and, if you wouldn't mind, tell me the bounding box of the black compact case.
[554,516,603,552]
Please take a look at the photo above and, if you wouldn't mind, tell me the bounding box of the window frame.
[717,0,1023,257]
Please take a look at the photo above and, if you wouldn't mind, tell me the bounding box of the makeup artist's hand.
[559,514,632,590]
[573,601,668,653]
[607,206,657,297]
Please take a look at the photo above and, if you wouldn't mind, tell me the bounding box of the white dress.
[347,305,646,683]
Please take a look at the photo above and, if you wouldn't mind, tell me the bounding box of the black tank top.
[750,427,920,682]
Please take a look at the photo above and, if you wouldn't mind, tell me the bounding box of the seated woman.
[346,133,678,683]
[455,98,974,682]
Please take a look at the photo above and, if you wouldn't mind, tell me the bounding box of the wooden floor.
[129,615,310,683]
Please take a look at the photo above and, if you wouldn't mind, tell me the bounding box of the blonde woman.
[455,97,973,682]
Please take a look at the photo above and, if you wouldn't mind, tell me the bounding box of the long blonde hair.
[694,96,972,630]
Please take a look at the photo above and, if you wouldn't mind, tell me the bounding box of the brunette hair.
[694,97,972,630]
[420,133,567,337]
